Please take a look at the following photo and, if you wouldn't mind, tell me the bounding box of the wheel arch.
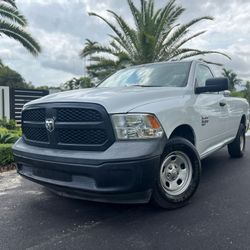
[169,124,196,146]
[240,114,246,128]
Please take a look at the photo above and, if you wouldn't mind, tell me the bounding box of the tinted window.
[196,65,214,87]
[98,62,191,88]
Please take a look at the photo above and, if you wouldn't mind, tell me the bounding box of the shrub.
[8,128,22,137]
[0,133,19,144]
[0,144,14,166]
[7,119,18,130]
[0,118,18,130]
[230,91,245,98]
[0,127,8,134]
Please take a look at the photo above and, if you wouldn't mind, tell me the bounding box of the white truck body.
[27,60,249,159]
[13,60,249,208]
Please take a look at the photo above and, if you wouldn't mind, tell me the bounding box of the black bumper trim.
[19,172,152,204]
[15,154,160,204]
[13,136,167,204]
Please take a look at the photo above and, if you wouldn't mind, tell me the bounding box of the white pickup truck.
[13,60,249,209]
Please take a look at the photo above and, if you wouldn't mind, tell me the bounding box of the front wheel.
[151,137,201,209]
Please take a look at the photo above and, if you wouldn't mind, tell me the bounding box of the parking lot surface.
[1,139,250,250]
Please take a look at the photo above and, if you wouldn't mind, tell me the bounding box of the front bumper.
[13,138,165,204]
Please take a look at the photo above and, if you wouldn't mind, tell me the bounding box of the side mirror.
[195,77,229,94]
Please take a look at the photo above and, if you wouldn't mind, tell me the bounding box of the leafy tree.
[230,81,250,104]
[222,68,242,91]
[35,85,49,90]
[62,77,93,90]
[243,81,250,104]
[80,0,230,80]
[230,91,245,98]
[0,0,41,55]
[79,77,93,88]
[0,64,34,88]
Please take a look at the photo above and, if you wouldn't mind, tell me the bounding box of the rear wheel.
[151,137,201,209]
[228,124,245,158]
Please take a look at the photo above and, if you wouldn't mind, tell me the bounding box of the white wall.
[0,86,10,120]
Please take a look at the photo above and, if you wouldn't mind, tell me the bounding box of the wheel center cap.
[166,165,179,181]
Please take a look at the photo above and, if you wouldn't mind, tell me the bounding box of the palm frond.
[81,0,230,80]
[198,59,223,66]
[154,0,184,37]
[163,16,213,50]
[127,0,143,31]
[2,0,16,8]
[0,20,41,55]
[173,31,207,50]
[176,49,231,60]
[107,10,139,55]
[89,12,135,57]
[0,3,27,26]
[80,39,117,58]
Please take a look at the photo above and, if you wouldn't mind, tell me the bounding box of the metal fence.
[9,88,49,124]
[0,86,10,120]
[0,86,49,124]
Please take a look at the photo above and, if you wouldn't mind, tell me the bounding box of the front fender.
[129,95,197,138]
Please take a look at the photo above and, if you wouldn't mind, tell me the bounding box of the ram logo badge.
[45,118,55,132]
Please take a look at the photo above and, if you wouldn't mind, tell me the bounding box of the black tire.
[151,137,201,209]
[228,124,245,158]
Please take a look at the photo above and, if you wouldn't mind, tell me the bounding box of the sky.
[1,0,250,86]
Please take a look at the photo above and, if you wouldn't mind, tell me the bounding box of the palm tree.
[0,0,41,56]
[80,0,230,80]
[222,68,242,91]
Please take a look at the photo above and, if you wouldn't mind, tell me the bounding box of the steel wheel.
[160,151,193,196]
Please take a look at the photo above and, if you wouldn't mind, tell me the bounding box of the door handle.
[219,102,227,107]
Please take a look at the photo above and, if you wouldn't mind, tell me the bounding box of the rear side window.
[196,65,214,87]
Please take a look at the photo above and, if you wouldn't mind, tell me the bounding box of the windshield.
[98,62,191,88]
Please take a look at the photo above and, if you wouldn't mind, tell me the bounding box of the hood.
[26,87,186,113]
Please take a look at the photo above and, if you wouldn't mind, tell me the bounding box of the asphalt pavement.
[1,139,250,250]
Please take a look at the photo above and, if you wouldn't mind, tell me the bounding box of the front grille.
[57,108,102,122]
[58,129,107,145]
[22,127,48,142]
[22,108,45,122]
[21,103,115,151]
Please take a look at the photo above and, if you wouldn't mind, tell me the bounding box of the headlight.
[111,114,164,140]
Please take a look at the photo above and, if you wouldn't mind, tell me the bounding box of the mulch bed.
[0,163,16,173]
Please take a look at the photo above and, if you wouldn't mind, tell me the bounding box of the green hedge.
[0,118,18,130]
[0,144,14,166]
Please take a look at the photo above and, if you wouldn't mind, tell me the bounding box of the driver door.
[194,64,229,154]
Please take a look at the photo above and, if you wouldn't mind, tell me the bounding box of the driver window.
[196,65,214,87]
